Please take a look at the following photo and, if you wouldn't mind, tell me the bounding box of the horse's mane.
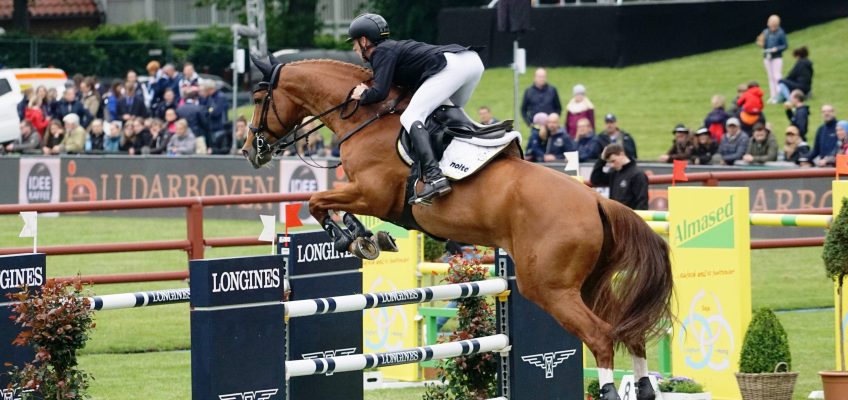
[287,59,372,80]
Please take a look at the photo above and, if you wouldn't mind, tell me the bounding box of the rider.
[348,13,484,205]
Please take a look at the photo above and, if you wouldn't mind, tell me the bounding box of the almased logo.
[675,195,735,249]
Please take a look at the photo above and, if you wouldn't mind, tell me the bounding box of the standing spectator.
[16,88,31,120]
[519,68,561,127]
[179,62,201,101]
[234,116,249,151]
[718,117,749,165]
[177,92,208,146]
[142,60,162,110]
[524,112,549,162]
[126,70,141,94]
[728,83,747,116]
[758,14,788,103]
[104,121,122,153]
[45,87,59,116]
[704,95,730,143]
[51,87,91,128]
[42,119,65,155]
[810,104,839,167]
[575,117,602,162]
[60,113,86,154]
[167,119,197,155]
[200,80,229,153]
[153,88,178,120]
[742,122,778,165]
[285,118,324,157]
[86,119,106,153]
[780,125,811,166]
[24,97,49,137]
[80,78,100,120]
[117,82,148,121]
[155,64,182,105]
[778,46,813,101]
[541,113,575,162]
[477,106,499,125]
[102,80,123,122]
[597,113,638,160]
[737,82,765,133]
[659,124,694,163]
[784,89,809,141]
[34,86,50,118]
[691,127,718,165]
[148,119,169,155]
[590,143,649,210]
[4,121,41,155]
[564,84,595,139]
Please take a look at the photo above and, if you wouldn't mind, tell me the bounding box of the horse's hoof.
[349,237,380,260]
[375,231,399,252]
[600,383,621,400]
[636,376,656,400]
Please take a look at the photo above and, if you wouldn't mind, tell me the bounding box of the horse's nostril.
[241,149,249,159]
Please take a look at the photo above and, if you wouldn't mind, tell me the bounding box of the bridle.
[248,62,406,166]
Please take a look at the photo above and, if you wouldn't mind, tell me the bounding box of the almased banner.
[60,156,278,218]
[670,187,751,400]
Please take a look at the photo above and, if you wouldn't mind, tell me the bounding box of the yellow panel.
[669,187,750,400]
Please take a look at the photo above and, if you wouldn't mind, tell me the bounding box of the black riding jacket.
[359,39,468,105]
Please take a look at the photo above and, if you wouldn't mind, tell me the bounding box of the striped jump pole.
[286,334,510,378]
[87,288,191,311]
[749,213,832,228]
[285,278,507,318]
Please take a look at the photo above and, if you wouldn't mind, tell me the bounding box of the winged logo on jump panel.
[217,389,278,400]
[521,349,577,378]
[301,348,358,375]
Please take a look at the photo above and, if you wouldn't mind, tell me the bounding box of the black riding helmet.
[347,13,390,44]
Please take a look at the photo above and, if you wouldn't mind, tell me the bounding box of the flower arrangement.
[658,376,705,393]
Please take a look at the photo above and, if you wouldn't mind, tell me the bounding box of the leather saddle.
[398,105,514,160]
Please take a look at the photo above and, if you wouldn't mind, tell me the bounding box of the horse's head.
[242,54,306,168]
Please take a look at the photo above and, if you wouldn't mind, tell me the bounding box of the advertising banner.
[670,187,751,400]
[19,157,60,206]
[361,218,420,381]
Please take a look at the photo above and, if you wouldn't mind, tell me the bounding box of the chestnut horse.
[243,58,672,399]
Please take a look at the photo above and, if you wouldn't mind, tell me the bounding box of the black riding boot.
[408,121,451,205]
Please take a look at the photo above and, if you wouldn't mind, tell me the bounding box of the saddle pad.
[397,130,522,181]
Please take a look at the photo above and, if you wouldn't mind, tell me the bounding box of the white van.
[6,68,68,95]
[0,70,22,144]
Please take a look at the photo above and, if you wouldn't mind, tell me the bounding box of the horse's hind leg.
[628,341,656,400]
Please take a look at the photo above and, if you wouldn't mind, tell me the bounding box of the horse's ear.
[251,54,272,77]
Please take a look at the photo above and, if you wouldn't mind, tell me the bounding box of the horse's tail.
[582,199,673,349]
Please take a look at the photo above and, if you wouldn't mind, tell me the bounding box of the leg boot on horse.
[408,121,451,206]
[342,212,399,253]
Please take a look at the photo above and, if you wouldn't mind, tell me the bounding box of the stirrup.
[409,177,451,206]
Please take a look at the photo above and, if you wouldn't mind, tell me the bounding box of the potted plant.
[821,198,848,396]
[585,378,601,400]
[658,376,711,400]
[735,308,797,400]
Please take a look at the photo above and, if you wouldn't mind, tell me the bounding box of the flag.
[285,203,303,228]
[19,212,37,238]
[837,154,848,179]
[563,151,579,173]
[258,215,276,242]
[672,160,689,186]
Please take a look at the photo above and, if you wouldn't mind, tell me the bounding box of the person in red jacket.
[737,82,765,132]
[24,97,49,138]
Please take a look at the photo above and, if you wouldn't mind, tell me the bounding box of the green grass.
[236,18,848,160]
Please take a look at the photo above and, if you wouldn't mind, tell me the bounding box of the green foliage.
[658,376,705,393]
[187,25,233,76]
[199,0,319,48]
[423,235,445,262]
[367,0,487,42]
[314,34,352,51]
[738,308,792,373]
[586,378,601,398]
[6,278,95,399]
[423,257,497,399]
[823,199,848,282]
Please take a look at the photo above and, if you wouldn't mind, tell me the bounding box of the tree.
[197,0,320,49]
[368,0,487,43]
[12,0,29,33]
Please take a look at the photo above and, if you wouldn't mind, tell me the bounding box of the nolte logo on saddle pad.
[521,349,577,379]
[218,389,278,400]
[449,161,470,172]
[675,195,735,249]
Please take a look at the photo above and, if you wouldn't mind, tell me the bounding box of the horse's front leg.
[309,183,391,259]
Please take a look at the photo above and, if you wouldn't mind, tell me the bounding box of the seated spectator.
[590,144,649,210]
[728,83,747,116]
[704,95,730,143]
[167,119,197,155]
[742,123,778,165]
[784,90,809,141]
[836,120,848,157]
[209,126,234,155]
[780,125,811,166]
[104,121,123,153]
[4,121,41,155]
[86,119,106,153]
[148,119,169,155]
[597,113,638,160]
[778,46,813,101]
[810,104,839,167]
[524,112,549,162]
[51,87,91,128]
[575,117,602,162]
[153,88,178,120]
[42,119,65,155]
[565,84,594,139]
[58,113,85,154]
[117,82,148,122]
[24,97,49,137]
[659,124,694,163]
[119,122,137,153]
[234,116,248,152]
[131,117,153,155]
[691,127,718,165]
[164,108,178,135]
[718,117,749,165]
[737,82,765,133]
[541,113,575,162]
[478,106,499,125]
